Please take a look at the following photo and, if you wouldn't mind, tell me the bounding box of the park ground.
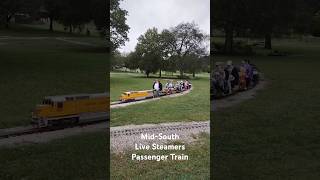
[111,133,210,179]
[110,72,210,126]
[0,25,109,179]
[212,37,320,179]
[0,24,210,179]
[110,71,210,178]
[0,24,108,128]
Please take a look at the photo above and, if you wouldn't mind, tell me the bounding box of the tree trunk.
[264,33,272,49]
[180,70,183,77]
[49,17,53,31]
[6,15,11,29]
[193,71,195,78]
[69,25,73,33]
[224,23,234,54]
[159,69,161,77]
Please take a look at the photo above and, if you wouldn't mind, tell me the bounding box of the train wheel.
[38,118,48,128]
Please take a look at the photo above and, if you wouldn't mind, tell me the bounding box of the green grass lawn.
[111,133,210,179]
[0,26,109,179]
[0,28,108,128]
[110,72,210,127]
[212,38,320,179]
[0,131,108,179]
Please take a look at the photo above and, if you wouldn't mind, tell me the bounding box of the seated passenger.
[239,66,247,90]
[166,80,174,94]
[243,60,253,88]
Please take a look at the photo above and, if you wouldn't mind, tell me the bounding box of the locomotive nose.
[32,105,46,117]
[32,106,41,116]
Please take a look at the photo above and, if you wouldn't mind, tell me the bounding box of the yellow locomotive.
[120,90,154,102]
[32,93,109,128]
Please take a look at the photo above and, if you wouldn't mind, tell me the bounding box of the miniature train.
[120,81,192,102]
[211,60,260,99]
[32,93,109,128]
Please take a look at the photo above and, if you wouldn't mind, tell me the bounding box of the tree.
[311,11,320,36]
[110,50,126,70]
[135,28,164,77]
[0,0,24,28]
[110,0,130,51]
[162,22,208,77]
[43,0,61,31]
[91,0,107,35]
[125,51,140,70]
[212,0,249,53]
[58,0,92,33]
[248,0,296,49]
[293,0,320,35]
[184,54,202,78]
[212,0,297,51]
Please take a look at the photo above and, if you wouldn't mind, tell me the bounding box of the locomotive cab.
[32,97,66,127]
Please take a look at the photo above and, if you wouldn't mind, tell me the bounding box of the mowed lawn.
[111,133,210,179]
[110,72,210,126]
[0,131,108,179]
[0,28,109,179]
[212,38,320,179]
[0,28,108,128]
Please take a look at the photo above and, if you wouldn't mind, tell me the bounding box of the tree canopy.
[110,0,130,51]
[119,22,209,78]
[212,0,320,53]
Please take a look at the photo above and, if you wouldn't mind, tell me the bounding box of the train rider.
[239,61,247,90]
[159,80,163,92]
[184,80,189,90]
[181,80,185,91]
[187,80,192,89]
[224,61,235,94]
[243,60,253,88]
[247,60,259,86]
[153,79,160,97]
[166,80,174,94]
[215,62,226,93]
[176,81,182,92]
[226,61,240,93]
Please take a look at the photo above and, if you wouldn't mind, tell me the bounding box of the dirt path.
[111,121,209,153]
[111,87,193,109]
[212,80,267,111]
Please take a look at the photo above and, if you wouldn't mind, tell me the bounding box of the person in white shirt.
[153,80,160,97]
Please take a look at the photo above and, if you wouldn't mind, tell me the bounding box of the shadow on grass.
[67,46,108,54]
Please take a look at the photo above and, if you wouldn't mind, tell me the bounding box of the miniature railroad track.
[0,88,192,139]
[110,121,209,137]
[0,119,108,139]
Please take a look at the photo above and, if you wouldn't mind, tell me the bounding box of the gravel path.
[212,80,267,111]
[111,121,209,153]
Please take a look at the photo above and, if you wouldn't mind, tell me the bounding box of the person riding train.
[152,79,162,97]
[165,80,175,94]
[224,60,239,94]
[211,60,259,98]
